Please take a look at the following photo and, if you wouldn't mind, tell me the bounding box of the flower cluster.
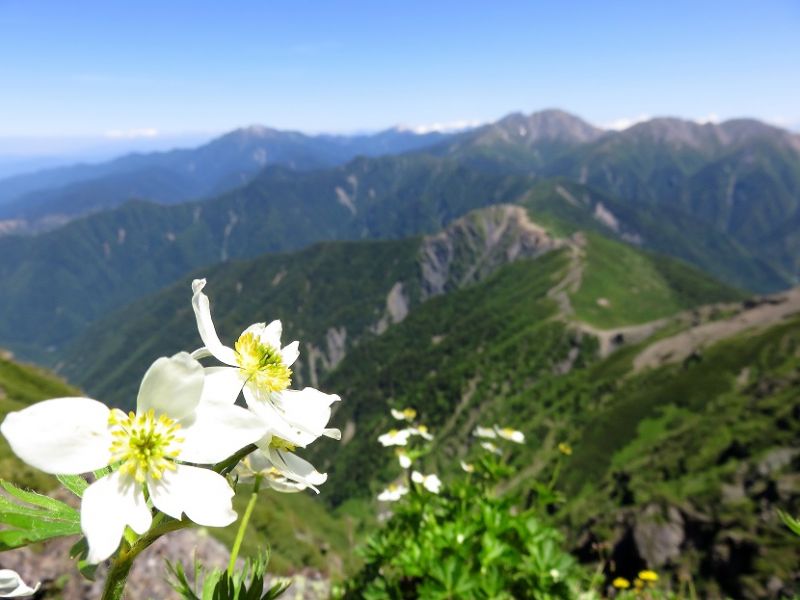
[376,407,439,502]
[0,279,340,565]
[612,570,659,594]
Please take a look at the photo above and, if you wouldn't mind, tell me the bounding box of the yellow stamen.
[108,409,183,483]
[234,332,292,394]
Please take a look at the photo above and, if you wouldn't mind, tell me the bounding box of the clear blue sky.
[1,0,798,143]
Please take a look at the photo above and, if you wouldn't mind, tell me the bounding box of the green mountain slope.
[307,254,797,596]
[59,204,559,409]
[0,155,530,361]
[540,119,800,284]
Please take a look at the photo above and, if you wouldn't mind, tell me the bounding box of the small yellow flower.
[558,442,572,456]
[638,570,658,582]
[612,577,630,589]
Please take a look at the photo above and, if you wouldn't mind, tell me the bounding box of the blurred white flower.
[411,471,442,494]
[236,453,309,493]
[238,437,327,493]
[480,441,502,455]
[456,533,465,544]
[377,483,409,502]
[0,570,39,597]
[390,407,417,421]
[460,461,475,473]
[191,279,341,448]
[0,353,266,564]
[472,425,497,439]
[396,448,412,469]
[550,568,561,581]
[378,429,411,447]
[408,424,433,441]
[494,425,525,444]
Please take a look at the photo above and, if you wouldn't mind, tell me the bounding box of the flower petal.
[137,353,203,421]
[246,387,340,447]
[191,347,214,360]
[267,448,327,487]
[259,320,282,349]
[0,398,111,475]
[149,464,236,527]
[0,570,39,598]
[263,477,308,493]
[199,366,246,406]
[81,471,151,564]
[179,403,267,464]
[280,341,300,367]
[191,279,239,366]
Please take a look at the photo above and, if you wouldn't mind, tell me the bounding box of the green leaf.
[70,538,100,581]
[57,474,89,498]
[779,510,800,537]
[0,479,81,550]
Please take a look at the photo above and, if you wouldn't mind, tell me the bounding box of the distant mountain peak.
[483,109,603,146]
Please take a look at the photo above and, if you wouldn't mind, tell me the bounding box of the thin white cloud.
[694,113,720,124]
[602,114,651,131]
[397,119,484,135]
[104,128,160,139]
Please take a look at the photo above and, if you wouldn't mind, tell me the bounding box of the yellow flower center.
[108,409,183,483]
[402,408,417,420]
[234,332,292,394]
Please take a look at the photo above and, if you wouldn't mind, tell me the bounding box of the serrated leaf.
[0,479,81,550]
[57,474,89,498]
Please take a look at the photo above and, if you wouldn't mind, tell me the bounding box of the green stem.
[99,517,190,600]
[549,460,562,489]
[214,444,258,475]
[228,476,261,576]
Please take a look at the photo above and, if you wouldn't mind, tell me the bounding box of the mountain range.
[0,125,453,232]
[1,108,799,597]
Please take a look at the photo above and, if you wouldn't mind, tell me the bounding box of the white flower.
[494,425,525,444]
[395,448,412,469]
[191,279,341,448]
[378,429,411,447]
[550,568,561,581]
[408,425,433,441]
[390,407,417,421]
[472,425,497,439]
[236,449,318,494]
[377,483,408,502]
[411,471,442,494]
[0,353,267,564]
[460,461,475,473]
[0,570,39,598]
[254,435,327,493]
[480,441,502,455]
[456,533,465,544]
